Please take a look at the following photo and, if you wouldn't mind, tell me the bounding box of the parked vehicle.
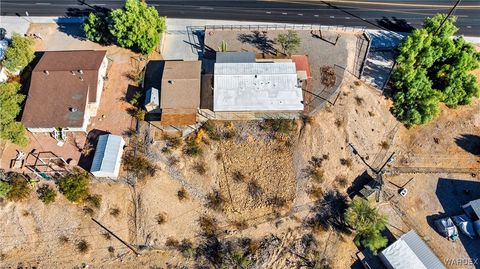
[434,217,459,241]
[452,214,475,238]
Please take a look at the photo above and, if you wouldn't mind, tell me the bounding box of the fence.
[205,24,367,33]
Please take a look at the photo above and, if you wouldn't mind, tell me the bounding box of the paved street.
[1,0,480,35]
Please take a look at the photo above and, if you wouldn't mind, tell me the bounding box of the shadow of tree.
[455,134,480,156]
[376,16,415,33]
[303,190,350,234]
[237,31,277,54]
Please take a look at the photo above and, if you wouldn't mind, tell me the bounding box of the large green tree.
[58,172,90,203]
[83,12,112,44]
[276,30,301,55]
[392,14,480,126]
[2,33,35,72]
[0,82,28,146]
[345,197,388,253]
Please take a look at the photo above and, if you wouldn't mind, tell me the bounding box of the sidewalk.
[0,16,83,38]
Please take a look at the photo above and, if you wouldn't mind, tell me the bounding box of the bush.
[77,240,90,253]
[164,135,182,150]
[193,162,207,175]
[6,175,31,202]
[58,235,69,244]
[37,185,56,205]
[156,212,167,225]
[247,180,263,199]
[307,185,324,200]
[320,65,336,88]
[85,194,102,209]
[340,158,353,168]
[110,207,121,217]
[178,239,195,258]
[380,141,389,149]
[0,181,13,198]
[276,30,301,55]
[177,187,189,201]
[335,176,349,188]
[232,171,246,183]
[132,108,146,121]
[123,152,156,180]
[262,119,297,135]
[198,215,218,236]
[205,190,225,212]
[165,237,179,249]
[58,172,90,203]
[183,139,202,157]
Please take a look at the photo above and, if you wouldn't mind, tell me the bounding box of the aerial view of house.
[0,0,479,268]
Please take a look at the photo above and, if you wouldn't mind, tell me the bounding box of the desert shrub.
[156,212,167,225]
[262,119,297,135]
[320,65,336,88]
[334,118,343,128]
[77,240,90,253]
[307,185,324,200]
[108,246,115,253]
[335,176,349,188]
[6,175,32,202]
[232,171,246,183]
[309,168,324,183]
[103,232,112,240]
[380,141,389,149]
[354,96,364,105]
[37,185,56,205]
[223,129,236,140]
[203,120,222,141]
[184,139,202,157]
[193,162,207,175]
[164,135,182,150]
[110,207,121,217]
[123,152,156,180]
[165,237,179,249]
[83,206,94,216]
[177,187,189,201]
[167,156,179,166]
[58,172,90,203]
[85,194,102,209]
[132,108,146,121]
[268,196,287,209]
[232,220,249,231]
[247,180,263,199]
[178,239,195,258]
[215,152,223,161]
[205,190,225,212]
[340,158,353,168]
[198,215,219,236]
[0,181,13,198]
[58,235,69,244]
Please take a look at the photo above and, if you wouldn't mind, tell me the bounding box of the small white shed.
[90,134,125,178]
[144,87,160,113]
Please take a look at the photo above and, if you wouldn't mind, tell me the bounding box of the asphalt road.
[1,0,480,35]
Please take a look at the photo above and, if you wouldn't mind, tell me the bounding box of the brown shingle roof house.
[143,60,201,126]
[22,50,108,133]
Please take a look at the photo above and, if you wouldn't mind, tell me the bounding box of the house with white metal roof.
[212,60,304,120]
[379,230,446,269]
[90,134,125,179]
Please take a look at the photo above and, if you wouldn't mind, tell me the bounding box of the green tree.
[276,30,301,55]
[38,185,57,204]
[109,0,166,54]
[0,181,13,198]
[345,197,388,253]
[392,14,480,126]
[58,172,90,203]
[2,33,35,72]
[6,175,32,202]
[83,12,112,44]
[0,82,28,146]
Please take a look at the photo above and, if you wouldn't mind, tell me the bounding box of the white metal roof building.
[90,134,125,179]
[379,230,446,269]
[213,62,304,112]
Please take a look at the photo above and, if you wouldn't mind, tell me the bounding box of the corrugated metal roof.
[91,134,125,178]
[380,230,446,269]
[463,199,480,218]
[213,62,304,112]
[216,52,256,63]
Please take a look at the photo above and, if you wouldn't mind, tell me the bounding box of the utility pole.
[433,0,462,35]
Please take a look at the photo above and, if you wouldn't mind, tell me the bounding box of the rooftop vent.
[168,80,174,85]
[44,70,49,75]
[78,69,83,75]
[71,71,76,75]
[69,107,78,112]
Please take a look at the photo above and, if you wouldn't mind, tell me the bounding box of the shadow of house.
[237,31,277,54]
[376,16,415,33]
[435,177,480,267]
[455,134,480,156]
[78,129,110,171]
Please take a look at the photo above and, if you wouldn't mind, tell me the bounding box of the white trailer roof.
[213,62,304,112]
[91,134,125,178]
[380,230,446,269]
